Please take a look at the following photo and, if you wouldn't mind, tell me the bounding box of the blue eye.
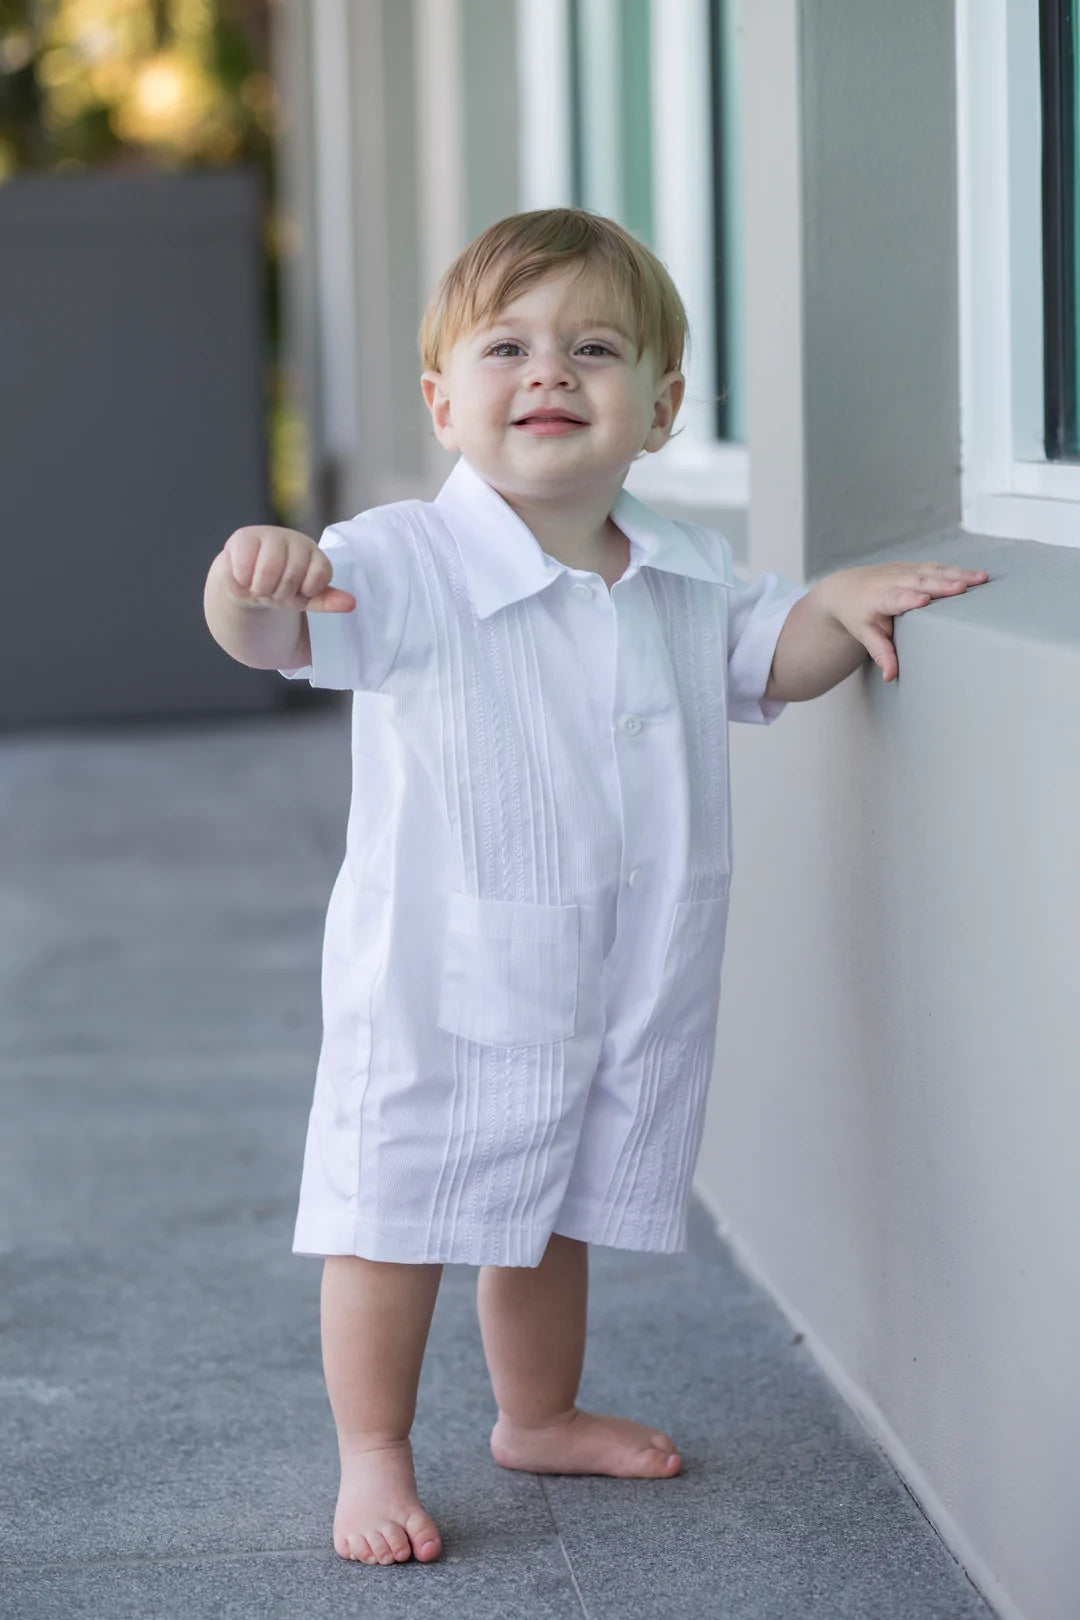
[484,339,617,358]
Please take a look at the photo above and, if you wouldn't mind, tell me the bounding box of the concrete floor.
[0,704,997,1619]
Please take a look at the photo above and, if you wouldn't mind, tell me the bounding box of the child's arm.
[203,525,356,670]
[763,560,990,701]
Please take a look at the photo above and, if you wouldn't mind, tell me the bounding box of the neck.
[492,476,627,574]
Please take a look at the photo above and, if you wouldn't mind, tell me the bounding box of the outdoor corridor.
[0,707,995,1619]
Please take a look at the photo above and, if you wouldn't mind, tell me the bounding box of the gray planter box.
[0,167,281,725]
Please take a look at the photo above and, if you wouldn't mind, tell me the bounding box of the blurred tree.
[0,0,306,522]
[0,0,276,175]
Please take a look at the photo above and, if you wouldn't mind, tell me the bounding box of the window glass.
[567,0,744,445]
[1041,0,1080,456]
[617,0,653,246]
[569,0,653,245]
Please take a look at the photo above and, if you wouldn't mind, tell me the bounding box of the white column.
[576,0,623,218]
[738,0,805,579]
[649,0,716,447]
[310,0,360,467]
[414,0,467,304]
[719,0,747,444]
[516,0,575,209]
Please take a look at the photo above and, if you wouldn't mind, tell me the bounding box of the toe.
[635,1444,681,1477]
[406,1509,442,1562]
[367,1530,395,1565]
[382,1522,413,1562]
[347,1534,375,1563]
[650,1431,676,1451]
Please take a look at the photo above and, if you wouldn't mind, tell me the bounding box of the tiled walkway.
[0,708,996,1619]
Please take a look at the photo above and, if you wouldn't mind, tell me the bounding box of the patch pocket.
[648,886,732,1040]
[436,894,580,1046]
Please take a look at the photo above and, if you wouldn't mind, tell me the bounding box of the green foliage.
[0,1,304,523]
[0,0,274,177]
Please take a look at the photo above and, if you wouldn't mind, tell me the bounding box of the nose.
[523,347,575,389]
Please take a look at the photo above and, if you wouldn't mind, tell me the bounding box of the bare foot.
[490,1407,682,1478]
[333,1437,442,1565]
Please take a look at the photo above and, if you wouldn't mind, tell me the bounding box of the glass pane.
[618,0,653,245]
[1070,0,1080,452]
[569,0,653,245]
[1041,0,1080,456]
[567,0,747,446]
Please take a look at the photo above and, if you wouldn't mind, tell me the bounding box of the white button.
[625,867,641,888]
[571,581,594,600]
[619,714,643,735]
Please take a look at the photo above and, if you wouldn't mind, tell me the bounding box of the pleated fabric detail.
[287,457,807,1265]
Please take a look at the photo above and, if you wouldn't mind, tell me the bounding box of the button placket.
[610,578,670,927]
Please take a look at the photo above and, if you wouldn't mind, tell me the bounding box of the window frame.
[515,0,748,515]
[958,0,1080,547]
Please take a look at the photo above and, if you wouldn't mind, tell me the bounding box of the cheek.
[599,375,646,417]
[607,386,653,434]
[462,377,513,426]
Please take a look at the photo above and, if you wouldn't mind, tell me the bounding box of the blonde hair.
[418,207,689,377]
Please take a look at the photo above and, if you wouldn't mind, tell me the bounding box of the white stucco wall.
[697,532,1080,1620]
[693,5,1080,1618]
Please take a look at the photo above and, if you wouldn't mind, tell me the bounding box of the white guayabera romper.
[281,455,807,1266]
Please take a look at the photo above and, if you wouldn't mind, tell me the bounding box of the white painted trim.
[965,490,1080,546]
[516,0,574,208]
[739,0,804,582]
[694,1184,1021,1620]
[413,0,466,305]
[957,0,1080,549]
[310,0,360,460]
[957,0,1014,493]
[624,438,749,509]
[718,0,747,445]
[1006,0,1046,464]
[991,457,1080,501]
[413,0,466,487]
[649,0,717,448]
[575,0,623,218]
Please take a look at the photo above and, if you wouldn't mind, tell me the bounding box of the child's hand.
[819,561,989,682]
[219,526,357,614]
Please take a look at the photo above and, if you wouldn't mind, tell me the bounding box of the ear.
[420,370,459,451]
[642,370,685,453]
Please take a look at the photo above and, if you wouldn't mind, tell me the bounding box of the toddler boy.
[204,208,987,1565]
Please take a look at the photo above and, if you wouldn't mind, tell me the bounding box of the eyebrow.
[479,317,634,344]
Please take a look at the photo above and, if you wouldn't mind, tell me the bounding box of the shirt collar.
[433,456,730,620]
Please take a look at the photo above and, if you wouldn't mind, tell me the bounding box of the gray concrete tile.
[0,714,998,1619]
[0,1544,581,1620]
[539,1205,994,1619]
[0,1240,573,1569]
[0,870,329,1063]
[0,1057,310,1247]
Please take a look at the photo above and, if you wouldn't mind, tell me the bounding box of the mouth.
[512,410,588,426]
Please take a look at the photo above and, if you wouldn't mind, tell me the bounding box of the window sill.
[817,526,1080,653]
[624,438,748,510]
[964,477,1080,550]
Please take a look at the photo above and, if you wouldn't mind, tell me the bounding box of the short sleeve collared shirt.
[282,455,808,1267]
